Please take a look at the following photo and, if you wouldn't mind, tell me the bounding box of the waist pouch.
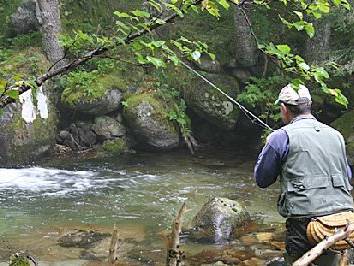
[306,211,354,250]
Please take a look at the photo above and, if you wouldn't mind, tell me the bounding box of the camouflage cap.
[275,84,312,105]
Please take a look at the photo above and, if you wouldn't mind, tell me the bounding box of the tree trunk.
[305,18,331,64]
[36,0,65,66]
[233,7,258,67]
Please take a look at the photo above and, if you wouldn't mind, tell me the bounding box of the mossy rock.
[165,68,240,130]
[0,49,58,165]
[123,92,179,150]
[61,73,126,115]
[0,47,49,79]
[332,110,354,162]
[100,138,128,156]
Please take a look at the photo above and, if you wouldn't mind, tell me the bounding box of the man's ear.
[280,103,287,114]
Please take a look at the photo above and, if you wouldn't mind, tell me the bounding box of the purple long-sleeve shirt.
[254,119,353,188]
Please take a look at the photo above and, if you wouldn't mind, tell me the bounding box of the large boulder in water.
[123,93,179,150]
[9,0,40,36]
[190,197,251,243]
[331,110,354,164]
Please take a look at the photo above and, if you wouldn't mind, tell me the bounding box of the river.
[0,150,285,265]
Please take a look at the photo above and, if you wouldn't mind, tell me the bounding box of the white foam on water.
[0,167,160,197]
[0,167,97,195]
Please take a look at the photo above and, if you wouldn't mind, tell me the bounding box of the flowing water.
[0,150,285,265]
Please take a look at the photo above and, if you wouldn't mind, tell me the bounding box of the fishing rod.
[180,61,274,132]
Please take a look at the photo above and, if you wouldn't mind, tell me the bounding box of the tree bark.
[36,0,65,66]
[233,7,258,67]
[305,18,331,64]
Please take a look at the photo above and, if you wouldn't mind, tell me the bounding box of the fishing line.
[180,61,274,131]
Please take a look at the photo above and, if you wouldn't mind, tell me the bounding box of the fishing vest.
[278,116,354,218]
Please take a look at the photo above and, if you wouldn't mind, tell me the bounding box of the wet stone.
[58,230,110,249]
[190,197,251,243]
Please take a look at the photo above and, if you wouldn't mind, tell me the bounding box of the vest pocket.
[287,176,329,191]
[332,174,352,190]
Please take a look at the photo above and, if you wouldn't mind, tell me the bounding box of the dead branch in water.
[167,202,187,266]
[108,226,120,264]
[293,223,354,266]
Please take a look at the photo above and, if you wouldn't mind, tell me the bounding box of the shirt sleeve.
[348,163,352,179]
[254,129,289,188]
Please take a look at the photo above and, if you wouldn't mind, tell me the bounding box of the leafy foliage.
[238,76,284,125]
[156,82,192,137]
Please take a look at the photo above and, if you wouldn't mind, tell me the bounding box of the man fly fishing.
[254,84,354,265]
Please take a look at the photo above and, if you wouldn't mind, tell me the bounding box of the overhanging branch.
[0,0,203,109]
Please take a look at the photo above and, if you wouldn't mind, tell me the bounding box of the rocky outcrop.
[0,49,57,165]
[56,116,130,155]
[93,116,126,142]
[62,88,123,116]
[183,73,240,130]
[9,0,40,36]
[190,197,251,243]
[56,122,96,150]
[332,110,354,163]
[123,93,179,150]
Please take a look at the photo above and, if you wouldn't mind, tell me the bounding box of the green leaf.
[114,11,130,18]
[293,11,303,19]
[131,10,151,18]
[168,54,180,65]
[298,62,310,71]
[217,0,230,9]
[208,52,216,60]
[146,56,166,68]
[6,89,19,100]
[318,2,330,13]
[0,79,6,93]
[276,44,291,54]
[304,23,315,38]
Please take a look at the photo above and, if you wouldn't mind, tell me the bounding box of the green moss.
[101,138,127,155]
[125,92,168,120]
[0,47,49,81]
[331,110,354,139]
[9,255,30,266]
[123,92,178,134]
[61,72,127,106]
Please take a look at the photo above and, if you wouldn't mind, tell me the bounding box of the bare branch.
[293,223,354,266]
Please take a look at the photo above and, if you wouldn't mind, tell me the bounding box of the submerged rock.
[9,0,40,36]
[58,230,110,249]
[123,93,179,150]
[190,197,251,243]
